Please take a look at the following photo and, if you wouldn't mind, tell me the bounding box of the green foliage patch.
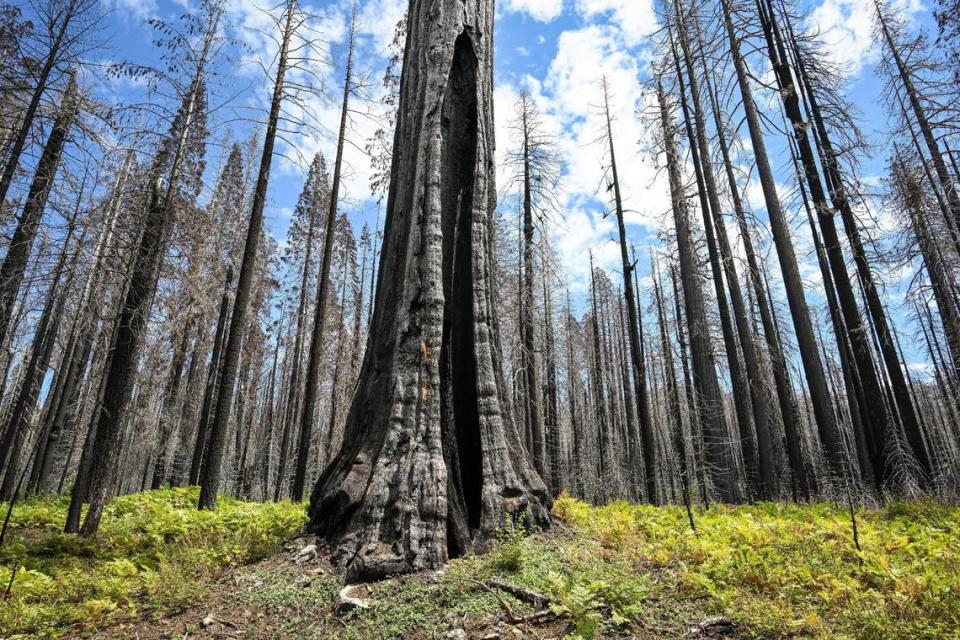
[0,487,306,638]
[1,489,957,639]
[540,495,960,639]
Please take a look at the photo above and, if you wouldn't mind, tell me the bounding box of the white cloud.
[551,207,623,292]
[103,0,158,20]
[807,0,924,76]
[356,0,406,49]
[503,0,564,22]
[506,24,669,292]
[574,0,657,46]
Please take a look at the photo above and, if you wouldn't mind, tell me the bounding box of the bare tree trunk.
[784,10,932,482]
[307,0,550,582]
[0,74,78,350]
[190,266,232,484]
[198,0,294,510]
[654,258,694,524]
[671,263,708,505]
[672,12,780,498]
[698,40,808,499]
[150,326,193,489]
[0,0,77,210]
[77,60,210,534]
[565,292,582,497]
[658,82,742,503]
[320,258,350,468]
[588,254,609,500]
[292,5,355,502]
[719,0,845,484]
[600,81,657,503]
[756,0,903,490]
[0,221,77,496]
[519,98,546,481]
[542,268,561,496]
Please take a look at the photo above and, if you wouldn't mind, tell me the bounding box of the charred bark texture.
[307,1,550,583]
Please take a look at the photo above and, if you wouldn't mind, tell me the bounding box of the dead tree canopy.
[307,0,551,584]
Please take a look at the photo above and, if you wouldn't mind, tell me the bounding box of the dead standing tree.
[504,88,561,492]
[307,0,551,583]
[291,2,357,503]
[198,0,300,510]
[70,0,223,534]
[599,78,658,504]
[657,81,742,504]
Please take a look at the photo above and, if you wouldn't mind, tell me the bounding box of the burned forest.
[1,0,960,637]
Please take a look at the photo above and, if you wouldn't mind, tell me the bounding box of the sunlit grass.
[0,486,306,638]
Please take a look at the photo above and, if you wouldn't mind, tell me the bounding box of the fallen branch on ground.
[455,577,555,626]
[456,577,520,623]
[485,578,550,609]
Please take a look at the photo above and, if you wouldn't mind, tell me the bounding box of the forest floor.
[1,488,958,639]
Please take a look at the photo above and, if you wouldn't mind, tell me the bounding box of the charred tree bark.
[150,326,192,489]
[588,254,609,498]
[756,0,907,489]
[0,221,76,496]
[698,39,808,499]
[307,0,550,582]
[320,247,352,465]
[658,83,742,503]
[719,0,845,484]
[197,0,294,510]
[601,81,657,503]
[519,97,547,481]
[76,59,211,534]
[542,269,561,496]
[783,10,933,483]
[292,5,355,502]
[31,156,126,494]
[672,12,779,498]
[0,74,78,351]
[0,1,78,210]
[190,266,232,485]
[653,259,694,522]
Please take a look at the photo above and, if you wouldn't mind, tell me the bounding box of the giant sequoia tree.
[307,0,551,583]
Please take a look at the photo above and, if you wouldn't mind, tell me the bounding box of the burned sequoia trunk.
[307,0,550,583]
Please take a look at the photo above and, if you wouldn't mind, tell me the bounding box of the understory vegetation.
[1,490,957,639]
[0,487,306,637]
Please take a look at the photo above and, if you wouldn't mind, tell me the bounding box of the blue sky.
[61,0,940,366]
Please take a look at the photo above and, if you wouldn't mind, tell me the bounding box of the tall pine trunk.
[601,81,657,503]
[292,5,355,502]
[719,0,845,484]
[76,59,210,534]
[0,74,78,350]
[658,82,741,503]
[198,0,295,510]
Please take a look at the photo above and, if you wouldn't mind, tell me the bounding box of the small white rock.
[201,616,215,628]
[336,585,371,612]
[294,543,318,563]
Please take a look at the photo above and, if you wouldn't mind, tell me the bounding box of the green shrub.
[493,518,528,572]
